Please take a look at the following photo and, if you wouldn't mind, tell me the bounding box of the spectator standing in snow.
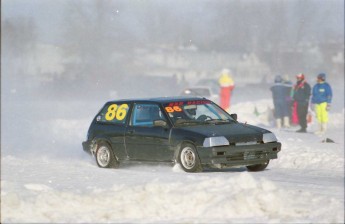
[292,73,311,133]
[311,73,332,135]
[283,75,293,124]
[270,75,291,128]
[218,69,235,111]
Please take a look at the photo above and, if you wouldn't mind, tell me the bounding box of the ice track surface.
[1,99,344,223]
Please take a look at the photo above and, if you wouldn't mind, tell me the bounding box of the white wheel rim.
[97,146,110,167]
[180,147,196,169]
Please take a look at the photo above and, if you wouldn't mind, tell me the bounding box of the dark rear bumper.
[196,142,281,167]
[82,140,92,155]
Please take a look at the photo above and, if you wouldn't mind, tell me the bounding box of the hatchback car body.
[196,78,220,95]
[180,86,219,104]
[82,97,281,172]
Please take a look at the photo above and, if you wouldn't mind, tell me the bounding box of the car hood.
[178,123,271,143]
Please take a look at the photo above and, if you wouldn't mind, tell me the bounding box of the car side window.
[130,103,166,127]
[97,103,130,124]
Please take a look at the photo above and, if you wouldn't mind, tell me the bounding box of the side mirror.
[230,113,237,121]
[153,119,168,127]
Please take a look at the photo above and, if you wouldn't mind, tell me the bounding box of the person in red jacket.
[218,69,235,111]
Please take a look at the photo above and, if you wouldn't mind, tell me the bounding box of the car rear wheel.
[246,161,269,172]
[178,143,202,173]
[95,142,119,168]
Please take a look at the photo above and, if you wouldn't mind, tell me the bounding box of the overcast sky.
[2,0,344,45]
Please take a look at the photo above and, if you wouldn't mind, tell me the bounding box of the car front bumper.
[196,142,281,167]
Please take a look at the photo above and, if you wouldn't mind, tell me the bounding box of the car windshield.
[163,100,234,126]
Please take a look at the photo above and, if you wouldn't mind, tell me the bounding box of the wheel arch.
[91,136,113,156]
[173,140,199,163]
[94,138,120,168]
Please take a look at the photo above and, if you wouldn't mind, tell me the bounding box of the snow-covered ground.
[1,96,344,223]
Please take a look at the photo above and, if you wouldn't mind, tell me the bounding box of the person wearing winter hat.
[292,73,311,133]
[218,69,235,111]
[270,75,291,128]
[311,73,333,135]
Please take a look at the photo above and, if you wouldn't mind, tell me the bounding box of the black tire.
[246,161,269,172]
[95,142,119,168]
[178,143,203,173]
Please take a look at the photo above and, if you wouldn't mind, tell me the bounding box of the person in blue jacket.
[270,75,291,128]
[311,73,332,135]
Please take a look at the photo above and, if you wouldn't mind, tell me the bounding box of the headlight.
[263,133,277,143]
[203,136,229,147]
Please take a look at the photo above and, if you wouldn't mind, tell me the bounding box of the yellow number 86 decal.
[165,106,182,113]
[105,104,129,121]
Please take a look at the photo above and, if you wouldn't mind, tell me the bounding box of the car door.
[92,102,131,160]
[125,103,172,161]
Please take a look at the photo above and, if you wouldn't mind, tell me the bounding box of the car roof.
[106,96,210,104]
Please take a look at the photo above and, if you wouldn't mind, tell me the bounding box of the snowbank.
[2,172,343,223]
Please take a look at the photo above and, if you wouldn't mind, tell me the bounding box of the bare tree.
[2,17,38,97]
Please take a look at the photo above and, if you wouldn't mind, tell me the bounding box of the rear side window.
[130,103,166,127]
[97,103,130,124]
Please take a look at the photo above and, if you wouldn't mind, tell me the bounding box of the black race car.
[82,97,281,172]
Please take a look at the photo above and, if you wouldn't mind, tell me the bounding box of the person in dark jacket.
[293,73,311,133]
[283,76,293,125]
[311,73,332,135]
[270,75,291,128]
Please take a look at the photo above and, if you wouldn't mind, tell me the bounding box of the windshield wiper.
[175,120,200,126]
[175,119,234,126]
[207,119,234,124]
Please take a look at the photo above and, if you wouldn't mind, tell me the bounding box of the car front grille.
[226,151,268,161]
[235,141,260,146]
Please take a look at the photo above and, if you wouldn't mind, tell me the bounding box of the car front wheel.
[178,143,202,173]
[95,142,119,168]
[246,161,269,172]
